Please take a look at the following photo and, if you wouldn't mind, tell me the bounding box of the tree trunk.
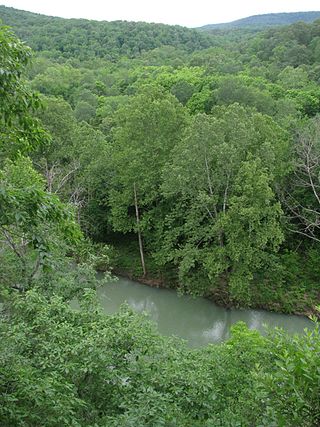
[133,182,147,277]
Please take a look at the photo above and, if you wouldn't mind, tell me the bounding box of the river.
[97,275,314,348]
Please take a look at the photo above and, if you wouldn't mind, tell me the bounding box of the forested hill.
[0,5,214,59]
[201,11,320,30]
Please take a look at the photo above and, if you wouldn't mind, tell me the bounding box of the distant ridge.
[0,5,213,60]
[200,11,320,30]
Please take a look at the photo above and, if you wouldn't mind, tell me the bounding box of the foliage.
[108,85,188,235]
[0,5,214,60]
[0,152,81,292]
[158,107,288,302]
[201,11,320,30]
[1,294,319,426]
[256,322,320,426]
[0,25,49,161]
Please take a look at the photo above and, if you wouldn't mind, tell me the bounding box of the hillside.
[200,11,320,30]
[0,5,214,60]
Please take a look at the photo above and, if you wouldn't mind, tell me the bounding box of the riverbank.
[112,267,318,319]
[107,240,319,319]
[97,275,315,347]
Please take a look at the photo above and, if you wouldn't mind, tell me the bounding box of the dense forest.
[0,6,320,426]
[201,11,320,30]
[0,6,214,60]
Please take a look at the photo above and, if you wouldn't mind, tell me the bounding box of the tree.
[0,156,80,291]
[74,100,96,122]
[170,80,196,105]
[0,25,49,162]
[33,96,111,229]
[215,76,275,115]
[216,160,284,304]
[159,105,288,302]
[108,85,188,275]
[278,66,310,90]
[31,64,82,99]
[285,115,320,242]
[33,96,79,193]
[0,25,81,292]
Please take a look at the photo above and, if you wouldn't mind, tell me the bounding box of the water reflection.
[97,276,314,348]
[203,321,227,342]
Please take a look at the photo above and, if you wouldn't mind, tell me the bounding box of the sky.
[1,0,320,27]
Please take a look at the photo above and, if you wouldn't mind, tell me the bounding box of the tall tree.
[0,24,80,292]
[0,25,48,162]
[109,85,188,274]
[285,115,320,242]
[160,105,288,302]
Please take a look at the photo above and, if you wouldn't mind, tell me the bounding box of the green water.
[97,276,314,347]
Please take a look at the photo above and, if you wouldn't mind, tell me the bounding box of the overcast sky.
[1,0,320,27]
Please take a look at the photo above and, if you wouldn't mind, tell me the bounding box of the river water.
[97,275,314,348]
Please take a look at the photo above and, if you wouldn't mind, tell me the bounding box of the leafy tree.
[74,100,96,122]
[215,160,284,303]
[278,66,310,89]
[170,80,196,105]
[0,5,214,60]
[160,106,288,302]
[33,96,79,194]
[1,291,318,426]
[0,25,48,161]
[0,156,80,291]
[256,323,320,426]
[0,24,81,293]
[215,76,275,115]
[31,64,82,99]
[109,85,188,274]
[1,2,319,312]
